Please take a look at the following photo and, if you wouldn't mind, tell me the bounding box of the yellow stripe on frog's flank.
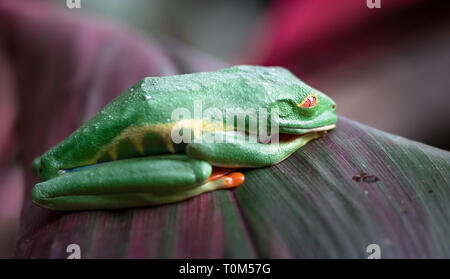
[128,134,145,154]
[92,119,226,163]
[108,145,118,161]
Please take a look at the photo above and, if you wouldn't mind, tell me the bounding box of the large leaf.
[2,1,449,258]
[13,117,450,258]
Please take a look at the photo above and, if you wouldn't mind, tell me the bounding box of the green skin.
[31,65,337,210]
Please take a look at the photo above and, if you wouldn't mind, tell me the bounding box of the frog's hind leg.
[31,154,243,211]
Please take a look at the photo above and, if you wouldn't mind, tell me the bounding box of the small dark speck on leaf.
[363,175,379,183]
[352,176,362,182]
[428,189,433,194]
[352,171,379,183]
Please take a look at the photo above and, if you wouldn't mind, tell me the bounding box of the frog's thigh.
[31,154,226,211]
[186,131,321,168]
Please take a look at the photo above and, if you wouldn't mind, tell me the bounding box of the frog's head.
[262,67,337,135]
[273,89,337,135]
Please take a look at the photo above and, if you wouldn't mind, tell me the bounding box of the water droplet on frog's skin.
[145,95,151,100]
[130,88,134,92]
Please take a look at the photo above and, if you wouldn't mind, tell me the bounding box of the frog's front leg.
[186,130,324,168]
[31,154,243,211]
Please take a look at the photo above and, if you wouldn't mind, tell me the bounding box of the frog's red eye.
[298,94,317,108]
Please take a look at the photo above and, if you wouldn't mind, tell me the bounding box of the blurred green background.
[51,0,267,61]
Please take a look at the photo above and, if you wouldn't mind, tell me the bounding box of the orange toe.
[208,167,238,181]
[224,172,245,188]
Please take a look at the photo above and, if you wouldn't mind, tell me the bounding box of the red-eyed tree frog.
[31,65,337,210]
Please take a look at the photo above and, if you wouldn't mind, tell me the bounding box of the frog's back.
[140,65,300,96]
[135,65,302,118]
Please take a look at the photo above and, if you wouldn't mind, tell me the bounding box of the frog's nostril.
[331,104,336,109]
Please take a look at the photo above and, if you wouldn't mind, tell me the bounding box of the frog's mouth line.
[279,124,336,135]
[278,124,335,142]
[303,124,336,133]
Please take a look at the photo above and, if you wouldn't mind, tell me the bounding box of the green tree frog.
[31,65,337,210]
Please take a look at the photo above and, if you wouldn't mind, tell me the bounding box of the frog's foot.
[206,167,245,189]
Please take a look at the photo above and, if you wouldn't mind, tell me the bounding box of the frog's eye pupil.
[300,95,317,108]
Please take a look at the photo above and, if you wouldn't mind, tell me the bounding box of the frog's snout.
[32,157,42,177]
